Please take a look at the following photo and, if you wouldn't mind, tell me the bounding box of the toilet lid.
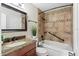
[36,47,47,53]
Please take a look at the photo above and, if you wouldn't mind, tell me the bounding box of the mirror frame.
[1,3,27,31]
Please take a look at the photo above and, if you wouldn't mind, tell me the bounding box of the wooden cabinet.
[6,41,36,56]
[24,48,36,56]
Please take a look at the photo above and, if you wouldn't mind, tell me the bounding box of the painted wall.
[24,3,38,37]
[73,4,79,56]
[0,3,2,56]
[77,4,79,55]
[73,3,79,56]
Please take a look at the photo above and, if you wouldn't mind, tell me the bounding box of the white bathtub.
[40,40,74,56]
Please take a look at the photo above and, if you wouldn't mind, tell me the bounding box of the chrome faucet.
[11,37,17,41]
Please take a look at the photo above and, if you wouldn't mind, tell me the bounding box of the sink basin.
[4,41,26,48]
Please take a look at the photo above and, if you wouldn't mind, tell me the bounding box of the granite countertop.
[2,39,34,56]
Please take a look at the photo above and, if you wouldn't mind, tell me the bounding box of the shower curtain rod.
[39,4,73,14]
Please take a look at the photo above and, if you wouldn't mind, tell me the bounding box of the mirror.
[1,3,27,31]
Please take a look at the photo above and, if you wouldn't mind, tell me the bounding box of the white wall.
[0,3,2,56]
[76,3,79,56]
[73,4,79,56]
[24,3,38,37]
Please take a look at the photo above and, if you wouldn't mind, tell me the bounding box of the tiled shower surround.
[38,6,73,46]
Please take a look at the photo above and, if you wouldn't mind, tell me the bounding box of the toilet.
[32,37,48,56]
[36,47,48,56]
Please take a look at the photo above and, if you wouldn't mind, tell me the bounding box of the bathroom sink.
[2,40,33,54]
[5,41,26,48]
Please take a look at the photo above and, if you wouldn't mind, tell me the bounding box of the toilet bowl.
[32,37,48,56]
[36,47,48,56]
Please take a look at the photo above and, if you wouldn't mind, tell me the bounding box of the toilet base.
[36,47,48,56]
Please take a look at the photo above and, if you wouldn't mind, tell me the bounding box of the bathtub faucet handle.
[68,52,75,56]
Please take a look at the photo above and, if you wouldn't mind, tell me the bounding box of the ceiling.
[32,3,72,11]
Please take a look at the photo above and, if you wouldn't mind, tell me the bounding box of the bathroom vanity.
[5,41,36,56]
[2,36,36,56]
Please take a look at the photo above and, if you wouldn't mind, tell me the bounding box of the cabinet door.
[24,48,36,56]
[17,42,36,56]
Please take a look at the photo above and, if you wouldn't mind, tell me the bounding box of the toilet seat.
[36,47,48,56]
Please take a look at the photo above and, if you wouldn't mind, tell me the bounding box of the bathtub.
[40,40,74,56]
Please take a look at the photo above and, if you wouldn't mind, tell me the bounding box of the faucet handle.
[12,37,17,41]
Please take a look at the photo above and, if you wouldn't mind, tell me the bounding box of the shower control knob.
[68,52,75,56]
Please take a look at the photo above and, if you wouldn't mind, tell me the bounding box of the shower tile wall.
[44,6,73,46]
